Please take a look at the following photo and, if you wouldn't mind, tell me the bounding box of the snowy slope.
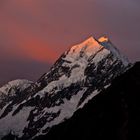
[38,62,140,140]
[0,80,33,109]
[98,36,129,66]
[0,80,32,96]
[0,36,131,139]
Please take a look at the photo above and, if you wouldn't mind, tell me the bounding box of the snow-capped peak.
[68,36,101,54]
[64,36,105,62]
[64,36,130,67]
[0,35,131,139]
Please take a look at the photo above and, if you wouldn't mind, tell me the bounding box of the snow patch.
[35,88,88,137]
[0,79,32,96]
[0,106,33,138]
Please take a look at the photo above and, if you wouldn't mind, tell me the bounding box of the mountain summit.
[66,36,129,65]
[0,36,131,139]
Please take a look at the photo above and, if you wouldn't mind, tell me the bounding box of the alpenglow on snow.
[0,36,131,139]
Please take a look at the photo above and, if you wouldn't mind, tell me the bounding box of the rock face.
[0,36,131,139]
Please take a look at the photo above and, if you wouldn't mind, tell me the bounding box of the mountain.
[0,80,33,110]
[35,62,140,140]
[0,36,131,139]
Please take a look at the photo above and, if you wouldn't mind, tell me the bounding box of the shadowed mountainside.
[34,62,140,140]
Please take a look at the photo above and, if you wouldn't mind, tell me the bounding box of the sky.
[0,0,140,85]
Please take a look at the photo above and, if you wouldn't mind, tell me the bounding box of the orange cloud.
[0,0,103,63]
[0,12,59,63]
[20,39,58,63]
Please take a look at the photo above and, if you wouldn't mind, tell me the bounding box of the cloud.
[0,0,140,84]
[0,59,51,86]
[0,6,58,63]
